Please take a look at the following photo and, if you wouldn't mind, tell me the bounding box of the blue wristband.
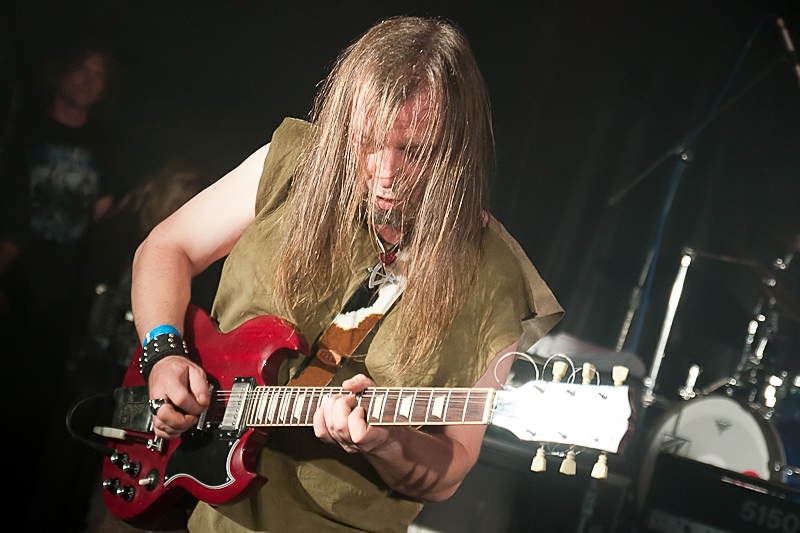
[142,324,182,348]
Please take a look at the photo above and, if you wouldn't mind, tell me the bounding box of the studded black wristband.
[139,332,190,382]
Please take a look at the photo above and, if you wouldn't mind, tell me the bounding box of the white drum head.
[637,395,785,507]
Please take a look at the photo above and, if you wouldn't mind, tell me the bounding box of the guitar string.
[205,389,601,427]
[210,389,487,398]
[210,390,488,411]
[196,390,615,455]
[207,389,492,423]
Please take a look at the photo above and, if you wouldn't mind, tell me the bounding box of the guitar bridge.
[111,385,153,433]
[220,377,255,437]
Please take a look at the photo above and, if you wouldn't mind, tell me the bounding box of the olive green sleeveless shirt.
[188,118,562,533]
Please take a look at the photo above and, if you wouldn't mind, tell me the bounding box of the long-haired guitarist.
[118,16,563,533]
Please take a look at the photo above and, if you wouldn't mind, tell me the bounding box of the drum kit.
[635,234,800,507]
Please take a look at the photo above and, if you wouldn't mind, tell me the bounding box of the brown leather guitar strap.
[287,268,405,387]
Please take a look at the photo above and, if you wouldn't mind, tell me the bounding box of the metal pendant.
[367,260,398,289]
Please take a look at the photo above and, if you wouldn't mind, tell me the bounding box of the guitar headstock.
[491,363,634,478]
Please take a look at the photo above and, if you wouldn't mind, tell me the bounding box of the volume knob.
[115,485,134,502]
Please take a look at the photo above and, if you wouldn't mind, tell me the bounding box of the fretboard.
[238,387,495,427]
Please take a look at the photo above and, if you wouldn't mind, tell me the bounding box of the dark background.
[3,0,800,415]
[4,2,800,531]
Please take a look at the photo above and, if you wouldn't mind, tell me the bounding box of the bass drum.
[637,394,800,508]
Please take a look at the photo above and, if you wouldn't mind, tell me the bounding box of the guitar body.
[102,305,309,522]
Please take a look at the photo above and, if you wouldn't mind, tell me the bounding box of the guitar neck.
[241,386,496,428]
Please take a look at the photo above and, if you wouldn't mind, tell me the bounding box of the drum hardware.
[776,461,800,481]
[699,375,738,397]
[642,248,695,408]
[678,365,739,400]
[734,291,779,383]
[747,372,787,420]
[678,364,700,401]
[639,246,765,408]
[745,240,800,327]
[729,242,800,419]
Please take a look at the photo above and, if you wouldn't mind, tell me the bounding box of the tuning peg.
[612,365,629,386]
[581,363,596,385]
[591,453,608,479]
[530,446,546,472]
[552,360,568,382]
[559,450,577,476]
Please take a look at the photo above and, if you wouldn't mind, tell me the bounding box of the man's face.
[354,94,437,241]
[58,53,106,109]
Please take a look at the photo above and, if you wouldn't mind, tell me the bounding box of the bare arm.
[132,143,268,438]
[314,342,516,502]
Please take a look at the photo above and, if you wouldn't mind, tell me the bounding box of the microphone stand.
[607,14,787,407]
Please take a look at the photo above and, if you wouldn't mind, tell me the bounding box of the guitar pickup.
[220,378,255,437]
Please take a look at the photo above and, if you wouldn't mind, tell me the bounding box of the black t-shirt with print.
[0,111,121,319]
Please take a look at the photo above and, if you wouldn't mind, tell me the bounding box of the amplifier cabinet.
[641,453,800,533]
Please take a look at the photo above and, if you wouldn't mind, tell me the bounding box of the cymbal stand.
[642,248,695,407]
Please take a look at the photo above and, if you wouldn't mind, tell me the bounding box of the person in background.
[0,35,126,532]
[0,36,120,316]
[101,16,562,533]
[76,157,216,394]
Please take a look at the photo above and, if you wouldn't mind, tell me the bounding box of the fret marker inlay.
[370,394,385,421]
[292,392,306,422]
[398,394,413,419]
[431,395,445,419]
[266,391,279,422]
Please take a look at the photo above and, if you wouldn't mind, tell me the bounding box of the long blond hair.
[274,16,494,375]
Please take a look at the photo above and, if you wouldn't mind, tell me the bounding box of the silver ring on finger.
[149,398,166,416]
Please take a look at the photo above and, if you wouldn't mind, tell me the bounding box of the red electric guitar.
[97,305,634,522]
